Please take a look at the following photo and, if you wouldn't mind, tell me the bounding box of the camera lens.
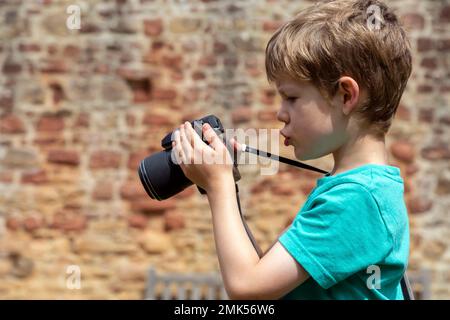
[138,149,193,200]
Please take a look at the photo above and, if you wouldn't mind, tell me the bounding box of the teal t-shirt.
[279,164,410,300]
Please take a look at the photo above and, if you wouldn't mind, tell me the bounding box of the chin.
[294,147,322,161]
[294,148,309,161]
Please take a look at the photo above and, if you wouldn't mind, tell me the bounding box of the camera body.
[138,115,240,201]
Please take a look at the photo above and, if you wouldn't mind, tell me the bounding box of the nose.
[277,105,290,124]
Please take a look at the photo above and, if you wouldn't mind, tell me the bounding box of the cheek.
[294,110,334,138]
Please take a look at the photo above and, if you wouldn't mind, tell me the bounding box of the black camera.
[138,115,240,201]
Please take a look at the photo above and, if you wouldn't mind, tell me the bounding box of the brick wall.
[0,0,449,299]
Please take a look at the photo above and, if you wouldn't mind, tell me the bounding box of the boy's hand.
[172,121,235,193]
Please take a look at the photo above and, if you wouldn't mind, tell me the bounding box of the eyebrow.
[277,87,288,95]
[277,88,296,96]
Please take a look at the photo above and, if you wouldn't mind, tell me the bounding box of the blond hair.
[265,0,412,137]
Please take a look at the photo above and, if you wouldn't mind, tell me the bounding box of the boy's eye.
[284,97,297,103]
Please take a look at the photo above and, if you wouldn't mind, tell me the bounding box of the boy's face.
[276,78,349,161]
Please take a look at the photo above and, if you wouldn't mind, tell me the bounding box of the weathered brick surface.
[0,0,448,299]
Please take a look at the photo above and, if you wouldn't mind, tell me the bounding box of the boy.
[172,0,412,299]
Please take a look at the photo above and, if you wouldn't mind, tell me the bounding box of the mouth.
[284,137,290,146]
[280,130,290,146]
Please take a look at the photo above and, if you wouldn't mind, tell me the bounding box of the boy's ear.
[336,76,360,116]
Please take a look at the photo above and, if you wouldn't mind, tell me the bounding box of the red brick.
[161,55,183,69]
[301,180,316,195]
[245,59,262,77]
[436,39,450,52]
[6,217,22,231]
[405,163,419,175]
[119,69,153,102]
[74,113,89,128]
[224,57,238,67]
[130,79,152,103]
[251,183,266,194]
[21,169,48,184]
[142,113,174,126]
[19,43,41,52]
[37,115,64,132]
[417,84,433,93]
[257,110,277,122]
[0,114,25,134]
[0,95,13,114]
[143,50,160,64]
[418,108,434,123]
[128,151,149,170]
[126,113,136,127]
[23,216,43,232]
[181,112,202,124]
[40,59,67,73]
[47,44,58,55]
[440,86,450,94]
[421,144,450,160]
[164,210,185,231]
[198,55,217,67]
[130,199,175,213]
[396,104,411,121]
[49,83,65,105]
[89,150,121,169]
[231,107,253,124]
[0,171,13,183]
[127,214,148,229]
[439,115,450,126]
[120,180,148,200]
[171,70,184,82]
[421,57,437,69]
[92,181,113,200]
[440,5,450,22]
[144,19,163,36]
[390,141,415,163]
[436,177,450,195]
[182,90,200,104]
[34,136,64,146]
[152,41,165,50]
[80,22,101,33]
[63,44,80,58]
[50,211,87,232]
[174,186,195,199]
[260,89,276,106]
[401,13,425,30]
[48,149,80,166]
[2,62,21,74]
[417,38,434,52]
[192,71,206,80]
[262,20,283,32]
[271,184,294,196]
[408,196,432,214]
[151,88,177,101]
[213,41,227,54]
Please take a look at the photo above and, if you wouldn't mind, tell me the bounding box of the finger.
[173,129,185,165]
[183,122,195,147]
[229,137,243,151]
[186,120,207,149]
[202,123,223,150]
[180,124,193,164]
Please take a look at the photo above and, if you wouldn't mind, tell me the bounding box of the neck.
[330,133,388,176]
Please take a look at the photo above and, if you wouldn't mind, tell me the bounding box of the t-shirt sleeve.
[278,182,393,289]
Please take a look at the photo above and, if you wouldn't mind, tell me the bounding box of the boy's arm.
[207,176,309,300]
[263,225,290,256]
